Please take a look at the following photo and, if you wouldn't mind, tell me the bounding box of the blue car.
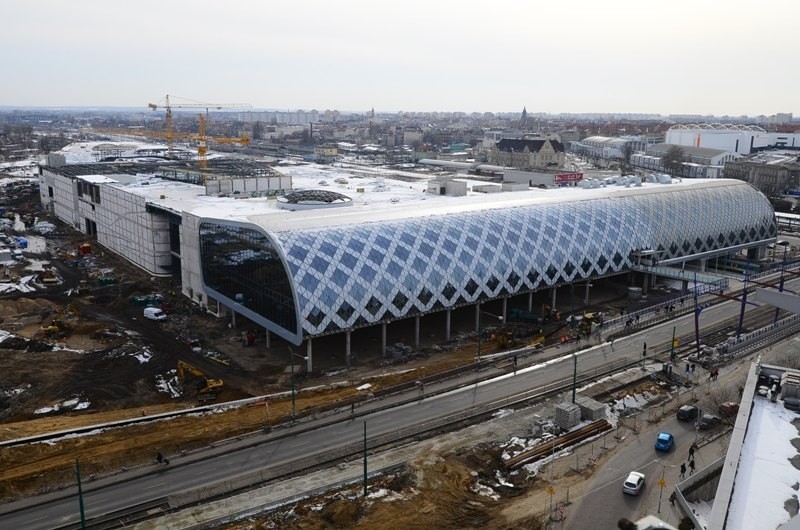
[655,432,674,451]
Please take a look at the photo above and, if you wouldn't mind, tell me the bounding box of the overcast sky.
[2,0,797,116]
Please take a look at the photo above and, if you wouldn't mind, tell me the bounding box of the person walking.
[689,444,696,459]
[680,463,686,479]
[669,491,677,506]
[689,458,696,475]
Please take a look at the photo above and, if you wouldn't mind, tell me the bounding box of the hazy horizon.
[2,0,797,117]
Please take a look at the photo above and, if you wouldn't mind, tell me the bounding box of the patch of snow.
[156,372,182,398]
[367,488,389,499]
[686,498,712,529]
[37,428,105,445]
[495,470,513,488]
[471,482,500,501]
[133,348,153,364]
[492,408,515,419]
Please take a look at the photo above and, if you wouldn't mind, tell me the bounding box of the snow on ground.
[726,397,800,530]
[687,498,713,528]
[2,383,30,397]
[0,274,38,294]
[36,428,105,445]
[133,347,153,364]
[155,372,182,398]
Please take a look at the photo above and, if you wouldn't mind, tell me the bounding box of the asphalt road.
[1,276,794,529]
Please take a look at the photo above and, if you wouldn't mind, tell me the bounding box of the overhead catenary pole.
[572,354,577,403]
[694,273,701,356]
[363,421,368,497]
[669,326,677,363]
[75,458,87,530]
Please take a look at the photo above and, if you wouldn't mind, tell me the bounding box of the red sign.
[554,172,584,183]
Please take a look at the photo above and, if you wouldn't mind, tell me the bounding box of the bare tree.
[619,144,634,175]
[661,145,686,176]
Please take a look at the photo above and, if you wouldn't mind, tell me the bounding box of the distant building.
[666,123,800,155]
[724,154,800,195]
[314,143,338,161]
[489,138,565,170]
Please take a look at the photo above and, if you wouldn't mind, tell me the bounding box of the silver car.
[623,471,646,495]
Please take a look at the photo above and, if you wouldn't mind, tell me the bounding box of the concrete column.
[381,323,387,356]
[527,292,533,312]
[502,297,508,322]
[642,273,649,295]
[475,303,481,331]
[345,331,351,366]
[550,288,557,309]
[446,309,451,341]
[414,315,420,350]
[264,329,271,348]
[306,338,313,373]
[699,259,707,272]
[584,282,591,305]
[682,279,689,295]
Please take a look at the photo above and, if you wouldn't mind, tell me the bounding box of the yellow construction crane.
[196,114,250,169]
[147,94,251,159]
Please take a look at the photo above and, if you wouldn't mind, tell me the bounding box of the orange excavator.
[176,360,224,400]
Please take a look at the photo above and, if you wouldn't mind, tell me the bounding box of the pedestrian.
[669,491,677,506]
[689,459,696,475]
[690,364,696,375]
[635,314,640,324]
[689,444,695,459]
[679,463,686,479]
[241,331,247,347]
[156,452,164,464]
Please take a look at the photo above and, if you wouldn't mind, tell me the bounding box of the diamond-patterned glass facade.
[201,183,776,342]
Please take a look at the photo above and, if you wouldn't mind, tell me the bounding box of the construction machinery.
[37,303,80,338]
[195,113,250,169]
[147,94,251,159]
[176,360,224,400]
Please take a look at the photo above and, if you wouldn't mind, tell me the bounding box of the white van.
[143,307,167,321]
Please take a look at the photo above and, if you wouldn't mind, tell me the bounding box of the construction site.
[0,148,778,529]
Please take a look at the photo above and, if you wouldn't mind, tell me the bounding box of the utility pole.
[669,326,677,363]
[642,342,647,370]
[693,273,701,356]
[737,262,750,338]
[75,458,87,530]
[572,354,577,403]
[363,421,368,497]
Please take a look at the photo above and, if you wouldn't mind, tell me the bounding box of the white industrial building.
[666,124,800,155]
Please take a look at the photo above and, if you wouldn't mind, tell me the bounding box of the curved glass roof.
[261,182,776,338]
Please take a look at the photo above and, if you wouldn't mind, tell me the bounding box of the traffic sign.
[547,486,555,495]
[658,479,667,488]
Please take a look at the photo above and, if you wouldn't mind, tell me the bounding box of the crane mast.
[147,94,251,159]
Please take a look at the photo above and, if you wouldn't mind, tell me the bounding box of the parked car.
[719,402,740,417]
[695,414,721,430]
[655,432,674,451]
[677,405,699,421]
[143,307,167,321]
[623,471,646,495]
[784,397,800,412]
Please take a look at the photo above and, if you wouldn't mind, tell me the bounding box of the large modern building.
[38,155,777,371]
[666,124,800,155]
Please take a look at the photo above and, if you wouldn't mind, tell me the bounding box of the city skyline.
[2,0,797,116]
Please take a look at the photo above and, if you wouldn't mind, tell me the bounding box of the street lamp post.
[288,347,308,421]
[774,241,790,324]
[476,308,503,369]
